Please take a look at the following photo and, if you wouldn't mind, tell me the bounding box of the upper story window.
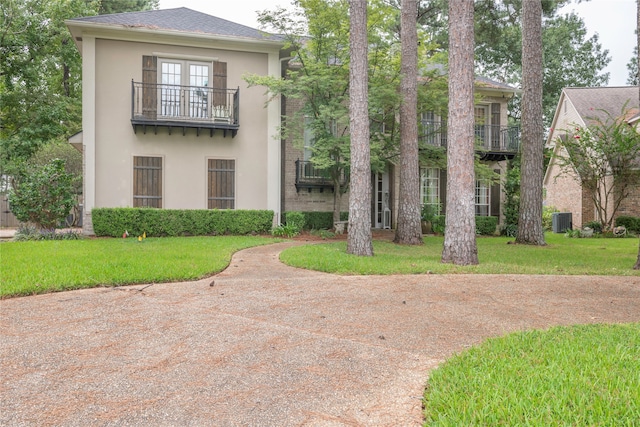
[132,56,238,136]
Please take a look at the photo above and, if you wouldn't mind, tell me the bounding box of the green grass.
[280,233,640,275]
[423,323,640,426]
[0,236,276,297]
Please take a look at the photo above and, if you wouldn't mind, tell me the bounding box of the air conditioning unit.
[552,212,572,233]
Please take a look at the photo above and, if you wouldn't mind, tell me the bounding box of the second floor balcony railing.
[131,81,239,136]
[420,120,521,157]
[295,159,348,192]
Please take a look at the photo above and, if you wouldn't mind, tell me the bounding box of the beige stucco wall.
[91,38,272,213]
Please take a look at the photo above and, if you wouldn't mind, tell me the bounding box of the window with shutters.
[132,56,239,136]
[133,156,162,208]
[208,159,235,209]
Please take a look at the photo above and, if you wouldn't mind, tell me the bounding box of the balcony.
[420,121,520,161]
[131,81,239,137]
[295,160,348,192]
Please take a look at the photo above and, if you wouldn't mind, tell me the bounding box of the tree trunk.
[635,237,640,270]
[347,0,373,256]
[516,0,546,246]
[441,0,478,265]
[394,0,424,246]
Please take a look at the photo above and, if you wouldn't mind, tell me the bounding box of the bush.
[92,208,274,237]
[583,220,603,234]
[13,224,83,241]
[8,158,77,230]
[430,216,498,236]
[476,216,499,236]
[615,216,640,233]
[282,211,348,230]
[542,206,560,232]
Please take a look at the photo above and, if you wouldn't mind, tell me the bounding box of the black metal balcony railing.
[131,81,239,137]
[295,159,348,192]
[420,120,521,159]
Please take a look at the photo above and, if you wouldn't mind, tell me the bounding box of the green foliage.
[542,206,559,232]
[91,208,274,237]
[615,216,640,234]
[271,224,300,238]
[429,215,497,236]
[583,220,603,235]
[475,216,498,236]
[626,46,638,85]
[283,211,306,230]
[420,204,439,223]
[97,0,158,14]
[502,156,520,236]
[281,211,348,230]
[1,236,274,297]
[431,215,446,234]
[310,228,336,239]
[8,159,77,229]
[423,323,640,425]
[13,224,83,241]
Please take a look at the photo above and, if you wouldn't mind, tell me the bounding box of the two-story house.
[284,74,520,229]
[66,8,286,234]
[67,8,519,234]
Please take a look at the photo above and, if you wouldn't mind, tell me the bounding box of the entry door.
[374,172,390,229]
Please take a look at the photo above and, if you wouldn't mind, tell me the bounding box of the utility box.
[552,212,572,233]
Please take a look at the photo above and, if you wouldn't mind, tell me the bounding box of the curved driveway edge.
[2,242,639,426]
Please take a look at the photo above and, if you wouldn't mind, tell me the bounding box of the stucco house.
[543,86,640,229]
[67,8,519,234]
[66,8,286,234]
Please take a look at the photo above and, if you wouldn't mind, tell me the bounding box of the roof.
[563,86,639,125]
[474,75,518,92]
[66,7,283,42]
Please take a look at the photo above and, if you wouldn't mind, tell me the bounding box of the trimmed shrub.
[583,220,603,234]
[615,216,640,233]
[282,211,348,230]
[430,215,498,236]
[92,208,273,237]
[476,216,499,236]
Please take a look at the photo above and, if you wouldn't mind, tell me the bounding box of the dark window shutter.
[491,168,501,218]
[133,156,162,208]
[439,169,447,214]
[208,159,235,209]
[491,103,500,149]
[142,55,157,119]
[212,61,227,107]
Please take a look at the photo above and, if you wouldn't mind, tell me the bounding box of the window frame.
[420,167,441,213]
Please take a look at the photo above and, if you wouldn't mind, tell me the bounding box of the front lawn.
[423,323,640,426]
[280,233,640,275]
[0,236,276,298]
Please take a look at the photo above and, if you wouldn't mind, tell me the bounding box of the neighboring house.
[67,8,519,234]
[543,86,640,229]
[283,74,520,229]
[66,8,286,234]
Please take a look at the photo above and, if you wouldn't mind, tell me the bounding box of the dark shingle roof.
[67,7,282,42]
[564,86,640,124]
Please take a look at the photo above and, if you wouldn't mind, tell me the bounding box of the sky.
[158,0,637,86]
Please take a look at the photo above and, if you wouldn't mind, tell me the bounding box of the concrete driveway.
[1,242,639,426]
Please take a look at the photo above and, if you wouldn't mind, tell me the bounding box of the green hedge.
[282,211,348,230]
[92,208,274,237]
[431,215,498,236]
[476,216,499,235]
[615,215,640,233]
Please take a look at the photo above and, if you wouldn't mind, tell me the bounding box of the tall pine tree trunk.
[347,0,373,256]
[394,0,424,245]
[516,0,546,245]
[441,0,478,265]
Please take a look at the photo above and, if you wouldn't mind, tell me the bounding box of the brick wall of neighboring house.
[615,172,640,221]
[281,97,350,215]
[581,186,595,226]
[544,155,584,228]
